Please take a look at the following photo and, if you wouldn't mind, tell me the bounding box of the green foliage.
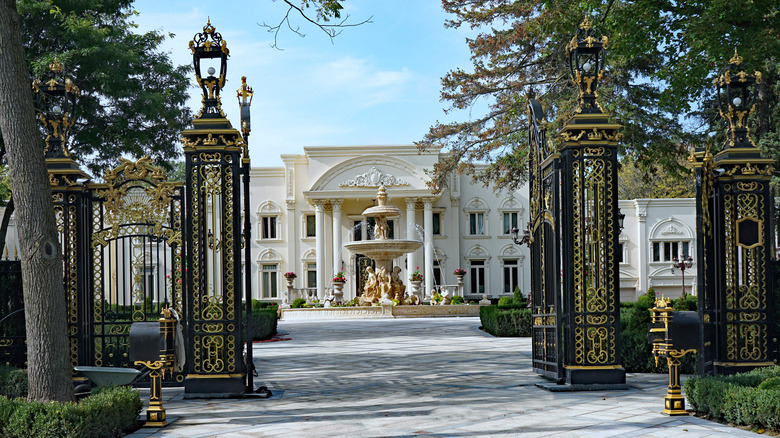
[251,307,278,341]
[450,295,464,305]
[497,296,513,307]
[419,1,780,193]
[14,0,192,175]
[684,366,780,431]
[0,366,28,399]
[513,287,527,307]
[0,385,141,438]
[291,298,307,309]
[618,155,695,199]
[479,305,532,337]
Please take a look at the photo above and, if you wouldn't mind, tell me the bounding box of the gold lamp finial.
[729,47,743,65]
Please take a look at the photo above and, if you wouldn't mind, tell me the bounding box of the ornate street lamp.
[714,49,761,151]
[566,17,608,114]
[671,255,693,297]
[189,18,229,118]
[32,58,80,159]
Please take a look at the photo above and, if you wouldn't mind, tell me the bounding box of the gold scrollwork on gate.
[202,335,225,372]
[586,327,610,364]
[739,324,765,361]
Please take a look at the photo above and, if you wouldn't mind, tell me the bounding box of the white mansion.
[247,144,698,304]
[0,144,701,304]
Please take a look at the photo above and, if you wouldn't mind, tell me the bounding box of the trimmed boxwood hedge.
[251,300,279,341]
[0,386,142,438]
[684,366,780,431]
[479,305,532,337]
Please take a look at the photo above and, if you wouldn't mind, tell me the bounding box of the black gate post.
[181,20,248,395]
[695,51,777,375]
[556,18,625,386]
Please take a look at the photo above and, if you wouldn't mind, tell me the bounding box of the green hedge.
[479,305,532,337]
[684,366,780,431]
[0,366,28,399]
[0,386,141,438]
[250,300,278,341]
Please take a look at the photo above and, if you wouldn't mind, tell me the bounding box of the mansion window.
[503,259,519,294]
[261,264,279,299]
[433,260,442,286]
[260,216,278,240]
[503,212,519,235]
[306,262,317,288]
[652,241,690,262]
[432,212,441,235]
[469,213,485,235]
[470,260,486,295]
[305,215,316,237]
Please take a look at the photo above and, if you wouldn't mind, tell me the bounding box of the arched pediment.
[257,200,282,214]
[301,249,316,260]
[499,244,522,258]
[433,248,447,261]
[309,156,427,192]
[464,197,489,212]
[499,197,523,211]
[649,218,693,240]
[466,244,490,259]
[257,248,282,262]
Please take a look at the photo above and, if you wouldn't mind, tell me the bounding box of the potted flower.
[410,267,424,283]
[332,271,347,283]
[284,272,296,287]
[453,268,466,285]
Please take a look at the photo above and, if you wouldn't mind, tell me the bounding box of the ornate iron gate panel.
[0,260,25,367]
[528,99,563,381]
[355,254,375,295]
[87,158,184,377]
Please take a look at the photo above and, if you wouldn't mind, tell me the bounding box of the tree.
[418,1,780,193]
[0,0,73,402]
[15,0,192,176]
[618,156,695,200]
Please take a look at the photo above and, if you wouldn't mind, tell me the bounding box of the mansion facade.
[247,145,698,304]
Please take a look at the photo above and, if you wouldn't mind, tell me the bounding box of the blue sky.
[132,1,478,168]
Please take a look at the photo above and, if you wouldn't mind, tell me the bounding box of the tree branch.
[260,0,372,49]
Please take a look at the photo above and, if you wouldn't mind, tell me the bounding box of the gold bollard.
[134,308,177,427]
[650,297,696,416]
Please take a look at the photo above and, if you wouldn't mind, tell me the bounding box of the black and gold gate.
[529,19,625,386]
[87,158,184,373]
[527,98,563,381]
[693,52,778,375]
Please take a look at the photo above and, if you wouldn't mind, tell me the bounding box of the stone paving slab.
[127,317,761,438]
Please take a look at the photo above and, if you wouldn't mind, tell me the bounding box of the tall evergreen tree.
[418,0,780,193]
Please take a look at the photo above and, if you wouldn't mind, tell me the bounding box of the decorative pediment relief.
[339,167,409,188]
[661,225,682,235]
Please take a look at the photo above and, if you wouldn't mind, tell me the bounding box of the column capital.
[330,199,344,209]
[422,198,435,208]
[285,200,296,210]
[405,197,418,208]
[312,199,327,210]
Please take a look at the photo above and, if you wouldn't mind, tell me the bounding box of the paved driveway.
[128,317,760,437]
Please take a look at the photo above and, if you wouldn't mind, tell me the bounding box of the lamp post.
[671,255,693,298]
[32,58,79,160]
[510,222,531,247]
[237,76,253,393]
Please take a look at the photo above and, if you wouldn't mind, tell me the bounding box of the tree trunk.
[0,0,73,402]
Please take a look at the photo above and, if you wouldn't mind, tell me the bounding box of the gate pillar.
[555,18,624,385]
[181,20,247,395]
[694,51,777,375]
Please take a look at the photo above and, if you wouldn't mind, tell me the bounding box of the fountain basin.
[342,240,423,261]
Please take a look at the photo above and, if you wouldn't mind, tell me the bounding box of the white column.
[331,199,343,277]
[423,198,434,298]
[314,200,326,299]
[635,200,648,297]
[405,198,417,279]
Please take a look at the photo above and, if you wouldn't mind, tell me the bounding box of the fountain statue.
[343,185,423,305]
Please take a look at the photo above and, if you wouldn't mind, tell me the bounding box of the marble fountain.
[280,186,482,320]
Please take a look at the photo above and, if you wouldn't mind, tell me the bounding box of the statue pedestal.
[409,280,422,302]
